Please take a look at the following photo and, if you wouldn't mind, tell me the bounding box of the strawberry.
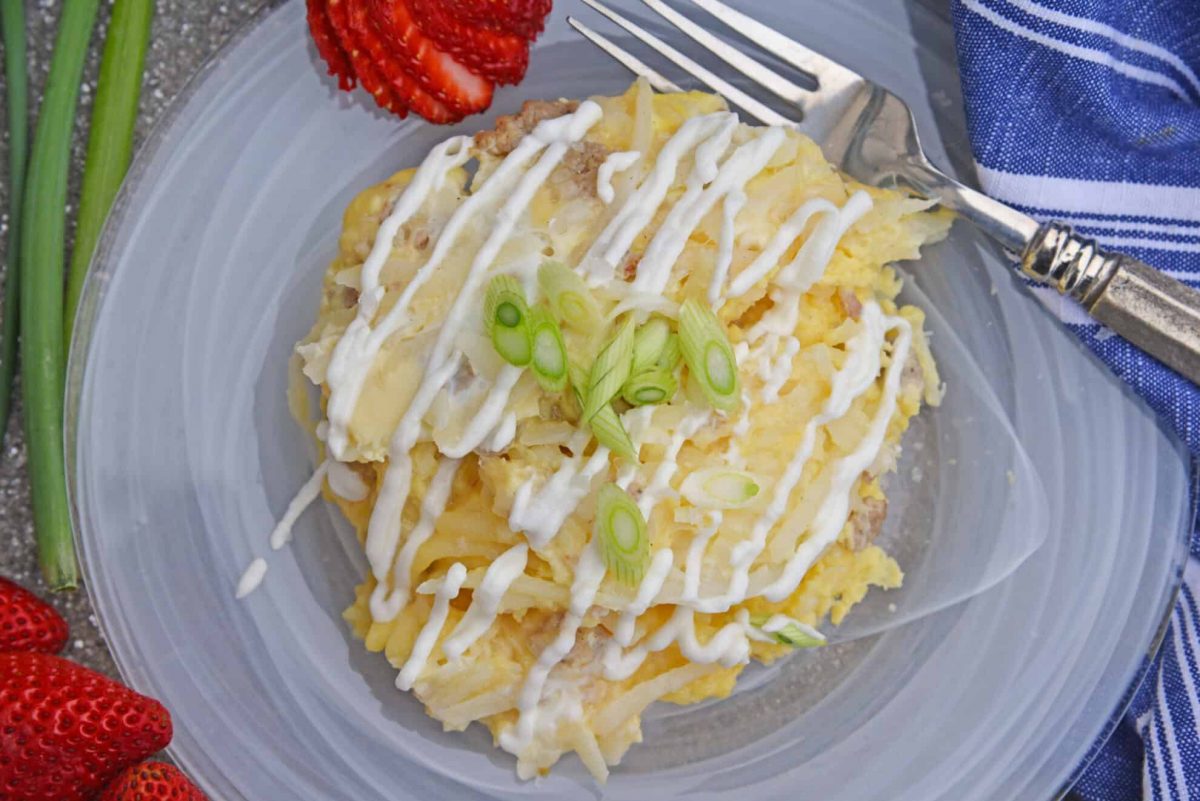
[307,0,356,91]
[410,0,530,85]
[0,577,68,654]
[325,0,411,117]
[347,0,464,124]
[370,0,495,117]
[0,653,173,801]
[97,761,208,801]
[443,0,553,41]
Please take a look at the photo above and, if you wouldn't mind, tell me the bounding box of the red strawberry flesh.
[0,653,173,801]
[348,0,464,123]
[410,0,530,85]
[370,0,495,117]
[0,577,68,654]
[97,760,208,801]
[444,0,553,40]
[326,0,410,117]
[306,0,357,91]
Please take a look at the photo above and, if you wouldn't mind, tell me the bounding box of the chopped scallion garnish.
[570,362,635,460]
[750,614,826,648]
[538,260,604,334]
[621,368,677,406]
[582,315,635,422]
[631,317,671,373]
[679,299,739,412]
[595,483,649,586]
[590,403,637,460]
[657,333,682,370]
[529,307,568,392]
[680,468,761,509]
[484,275,533,366]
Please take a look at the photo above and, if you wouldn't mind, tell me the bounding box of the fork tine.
[688,0,863,92]
[579,0,793,127]
[568,17,683,93]
[634,0,808,107]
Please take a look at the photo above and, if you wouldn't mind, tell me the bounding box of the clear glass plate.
[66,1,1192,799]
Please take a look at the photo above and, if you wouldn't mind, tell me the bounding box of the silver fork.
[569,0,1200,385]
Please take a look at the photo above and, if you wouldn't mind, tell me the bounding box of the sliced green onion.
[0,0,29,445]
[621,368,677,406]
[590,403,636,460]
[595,483,649,586]
[22,0,101,591]
[529,306,568,392]
[484,275,532,366]
[679,298,739,412]
[570,363,635,460]
[538,260,604,334]
[680,467,761,509]
[657,333,682,370]
[631,317,671,374]
[64,0,154,346]
[750,614,826,648]
[582,315,635,422]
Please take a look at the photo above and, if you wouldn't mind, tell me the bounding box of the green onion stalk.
[22,0,102,590]
[65,0,154,345]
[0,0,28,445]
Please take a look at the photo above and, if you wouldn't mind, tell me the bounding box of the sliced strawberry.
[347,0,465,124]
[307,0,356,91]
[410,0,530,85]
[370,0,495,117]
[443,0,553,41]
[326,0,410,117]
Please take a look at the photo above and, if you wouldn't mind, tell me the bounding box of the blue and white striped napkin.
[951,1,1200,798]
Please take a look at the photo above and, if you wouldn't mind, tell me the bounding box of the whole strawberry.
[0,652,173,801]
[97,761,208,801]
[0,577,68,653]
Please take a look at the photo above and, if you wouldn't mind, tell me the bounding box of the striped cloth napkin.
[950,1,1200,798]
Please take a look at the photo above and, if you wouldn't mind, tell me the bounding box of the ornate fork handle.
[1021,223,1200,383]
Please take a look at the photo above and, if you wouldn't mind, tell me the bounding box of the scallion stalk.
[631,317,670,374]
[538,260,604,334]
[21,0,102,590]
[528,306,568,392]
[0,0,29,444]
[582,315,635,422]
[678,299,739,412]
[594,483,649,586]
[485,275,533,366]
[621,368,676,406]
[749,614,826,648]
[64,0,154,345]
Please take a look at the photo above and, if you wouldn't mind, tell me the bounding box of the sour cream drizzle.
[500,538,607,752]
[371,457,461,621]
[596,150,641,204]
[443,543,529,661]
[397,562,467,691]
[360,103,602,609]
[508,431,610,550]
[268,460,329,550]
[324,136,473,458]
[582,112,733,283]
[633,126,784,296]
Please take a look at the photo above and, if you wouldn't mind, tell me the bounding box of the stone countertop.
[0,0,266,680]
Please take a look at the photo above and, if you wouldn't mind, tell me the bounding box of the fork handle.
[1021,223,1200,383]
